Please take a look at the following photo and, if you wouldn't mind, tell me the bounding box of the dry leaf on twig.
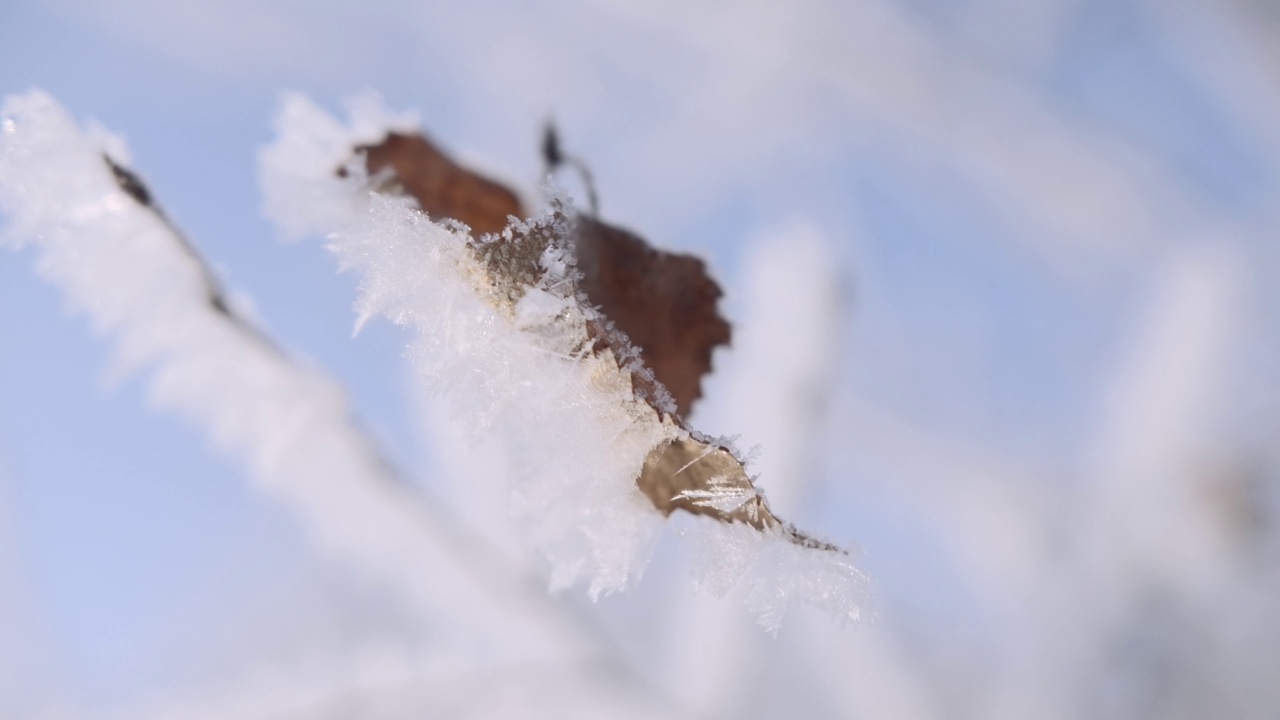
[346,130,841,555]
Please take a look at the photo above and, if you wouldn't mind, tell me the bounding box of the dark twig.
[541,121,599,216]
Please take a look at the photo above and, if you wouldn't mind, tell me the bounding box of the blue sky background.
[3,0,1280,716]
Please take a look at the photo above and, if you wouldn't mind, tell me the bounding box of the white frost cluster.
[260,93,868,624]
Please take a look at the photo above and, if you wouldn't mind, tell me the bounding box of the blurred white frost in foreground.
[0,91,673,715]
[258,92,868,629]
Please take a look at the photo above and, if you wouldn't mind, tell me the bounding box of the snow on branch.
[0,90,595,657]
[260,93,869,631]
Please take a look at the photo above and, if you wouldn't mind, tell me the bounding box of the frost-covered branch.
[260,93,869,631]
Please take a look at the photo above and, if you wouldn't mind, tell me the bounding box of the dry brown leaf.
[352,131,730,417]
[347,131,838,555]
[573,217,730,417]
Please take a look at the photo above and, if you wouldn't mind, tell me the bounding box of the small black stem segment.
[541,121,599,217]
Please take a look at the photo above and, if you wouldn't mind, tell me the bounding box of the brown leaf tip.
[355,132,523,237]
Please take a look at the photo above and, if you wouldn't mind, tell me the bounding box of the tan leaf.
[640,436,843,552]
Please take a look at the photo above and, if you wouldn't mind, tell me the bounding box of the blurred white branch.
[0,91,682,717]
